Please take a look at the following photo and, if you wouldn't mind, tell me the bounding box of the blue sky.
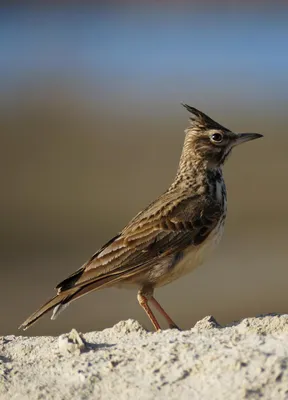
[0,7,287,103]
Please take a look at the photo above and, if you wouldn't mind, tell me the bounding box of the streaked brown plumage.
[19,104,262,331]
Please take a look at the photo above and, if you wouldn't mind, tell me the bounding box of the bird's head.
[181,103,263,168]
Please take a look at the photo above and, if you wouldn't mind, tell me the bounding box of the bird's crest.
[181,103,229,132]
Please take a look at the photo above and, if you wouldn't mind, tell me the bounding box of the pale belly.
[155,220,225,287]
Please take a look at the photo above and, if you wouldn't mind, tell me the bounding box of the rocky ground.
[1,315,288,400]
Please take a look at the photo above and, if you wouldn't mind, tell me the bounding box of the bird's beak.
[234,133,263,146]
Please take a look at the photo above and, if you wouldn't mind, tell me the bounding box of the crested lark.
[20,104,262,331]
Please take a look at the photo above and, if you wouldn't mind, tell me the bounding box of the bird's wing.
[56,191,222,292]
[19,192,222,330]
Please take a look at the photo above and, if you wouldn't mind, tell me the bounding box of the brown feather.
[19,289,78,330]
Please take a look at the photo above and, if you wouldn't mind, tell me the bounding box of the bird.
[19,104,263,332]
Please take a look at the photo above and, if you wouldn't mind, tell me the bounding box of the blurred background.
[1,1,288,336]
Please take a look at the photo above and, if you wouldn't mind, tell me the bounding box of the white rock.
[1,315,288,400]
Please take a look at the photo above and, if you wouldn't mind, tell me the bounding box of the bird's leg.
[137,291,161,331]
[150,296,181,330]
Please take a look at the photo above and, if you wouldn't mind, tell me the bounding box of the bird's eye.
[210,133,223,143]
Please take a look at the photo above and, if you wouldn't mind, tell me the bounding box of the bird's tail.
[19,244,150,331]
[18,288,79,331]
[19,268,126,331]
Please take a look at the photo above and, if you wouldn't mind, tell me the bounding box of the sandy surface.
[1,315,288,400]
